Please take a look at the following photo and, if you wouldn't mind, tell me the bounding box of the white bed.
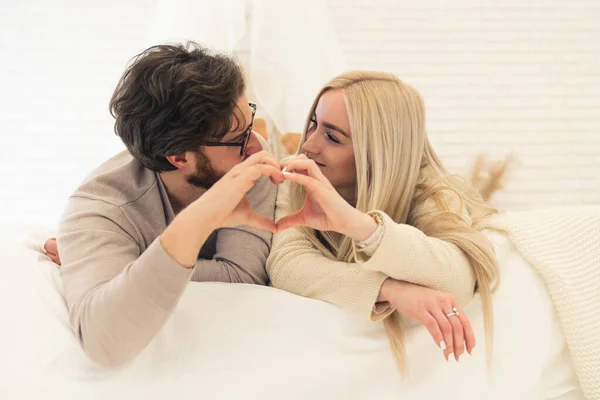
[0,228,583,399]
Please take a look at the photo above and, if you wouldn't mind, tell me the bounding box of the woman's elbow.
[453,283,476,309]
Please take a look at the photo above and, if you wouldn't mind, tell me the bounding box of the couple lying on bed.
[41,42,575,377]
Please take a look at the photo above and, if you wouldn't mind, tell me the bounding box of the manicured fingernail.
[440,341,446,350]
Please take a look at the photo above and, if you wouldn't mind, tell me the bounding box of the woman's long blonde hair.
[289,71,500,375]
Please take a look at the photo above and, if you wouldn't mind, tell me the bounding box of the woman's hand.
[380,278,475,361]
[277,155,378,240]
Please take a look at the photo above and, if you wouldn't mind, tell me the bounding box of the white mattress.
[0,228,583,399]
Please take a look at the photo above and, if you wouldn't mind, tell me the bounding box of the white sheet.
[0,229,582,399]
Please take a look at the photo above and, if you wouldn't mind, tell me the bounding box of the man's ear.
[166,152,195,172]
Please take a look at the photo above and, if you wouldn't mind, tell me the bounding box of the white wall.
[327,0,600,210]
[1,1,599,229]
[0,0,156,228]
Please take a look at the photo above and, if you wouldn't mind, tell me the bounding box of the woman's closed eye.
[309,117,341,144]
[325,131,340,144]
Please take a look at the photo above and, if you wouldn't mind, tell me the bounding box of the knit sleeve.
[356,211,476,308]
[58,197,194,368]
[266,183,392,321]
[267,183,477,323]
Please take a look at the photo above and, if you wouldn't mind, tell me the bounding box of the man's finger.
[244,164,285,185]
[244,151,280,170]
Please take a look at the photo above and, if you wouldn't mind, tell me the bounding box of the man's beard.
[185,151,223,189]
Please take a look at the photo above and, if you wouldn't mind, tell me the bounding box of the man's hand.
[161,151,285,268]
[200,151,285,232]
[43,238,61,266]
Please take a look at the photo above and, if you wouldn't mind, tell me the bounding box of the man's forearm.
[160,196,222,268]
[191,227,270,285]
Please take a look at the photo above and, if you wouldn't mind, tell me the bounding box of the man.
[46,42,284,368]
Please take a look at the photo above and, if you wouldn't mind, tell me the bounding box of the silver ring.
[446,307,460,318]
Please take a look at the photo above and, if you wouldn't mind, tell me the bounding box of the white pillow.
[0,229,582,400]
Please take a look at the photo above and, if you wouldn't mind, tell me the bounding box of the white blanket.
[0,229,582,399]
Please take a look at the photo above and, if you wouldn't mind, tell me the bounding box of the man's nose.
[245,131,264,156]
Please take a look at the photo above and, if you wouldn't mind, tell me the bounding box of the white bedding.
[0,228,583,399]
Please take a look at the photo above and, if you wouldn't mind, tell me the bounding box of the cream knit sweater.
[267,182,477,321]
[267,183,599,399]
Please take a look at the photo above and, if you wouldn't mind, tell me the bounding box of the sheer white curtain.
[250,0,347,135]
[147,0,247,51]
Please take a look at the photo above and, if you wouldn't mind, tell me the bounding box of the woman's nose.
[301,132,320,155]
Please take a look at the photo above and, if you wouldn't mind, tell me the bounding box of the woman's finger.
[446,307,466,361]
[280,154,308,169]
[284,158,327,182]
[276,210,307,231]
[430,309,455,361]
[454,304,476,355]
[285,158,322,176]
[282,170,320,193]
[421,312,446,353]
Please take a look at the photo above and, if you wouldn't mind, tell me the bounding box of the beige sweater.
[58,150,276,367]
[267,182,477,320]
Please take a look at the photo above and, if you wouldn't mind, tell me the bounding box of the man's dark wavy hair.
[109,42,246,171]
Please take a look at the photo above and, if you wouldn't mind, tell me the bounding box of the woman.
[268,71,499,370]
[267,71,598,397]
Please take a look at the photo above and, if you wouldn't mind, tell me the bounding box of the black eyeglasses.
[200,103,257,156]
